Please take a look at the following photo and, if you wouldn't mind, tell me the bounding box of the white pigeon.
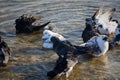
[80,35,109,56]
[92,6,118,35]
[42,30,66,49]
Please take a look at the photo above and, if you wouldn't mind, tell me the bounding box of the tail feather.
[33,21,51,31]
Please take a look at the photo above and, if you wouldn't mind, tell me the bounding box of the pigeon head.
[96,35,109,55]
[42,30,66,49]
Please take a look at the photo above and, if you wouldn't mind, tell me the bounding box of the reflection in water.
[0,0,120,80]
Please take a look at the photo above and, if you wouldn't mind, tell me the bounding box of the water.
[0,0,120,80]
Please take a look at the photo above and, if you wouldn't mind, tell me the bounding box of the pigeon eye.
[106,29,108,31]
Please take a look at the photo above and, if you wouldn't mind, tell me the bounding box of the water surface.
[0,0,120,80]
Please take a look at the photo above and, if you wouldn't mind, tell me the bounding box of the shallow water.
[0,0,120,80]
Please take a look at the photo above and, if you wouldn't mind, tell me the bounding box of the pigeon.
[15,14,52,34]
[0,36,11,66]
